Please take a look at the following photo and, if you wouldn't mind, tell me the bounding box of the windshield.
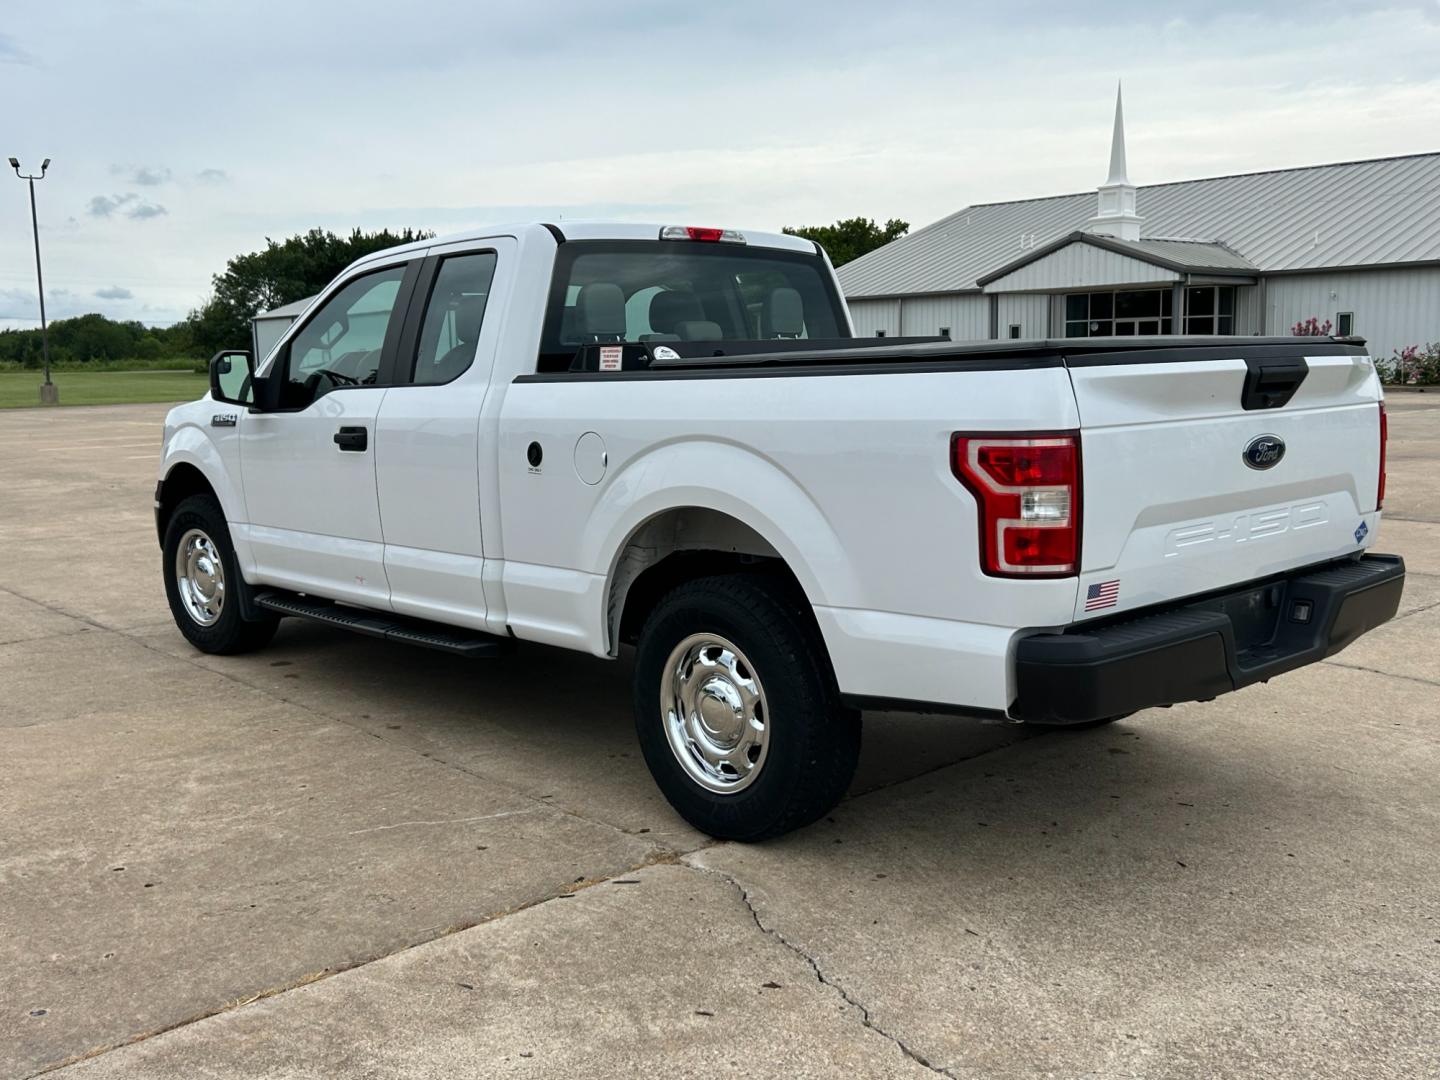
[537,240,848,371]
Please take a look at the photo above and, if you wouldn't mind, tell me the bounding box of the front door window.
[279,265,407,408]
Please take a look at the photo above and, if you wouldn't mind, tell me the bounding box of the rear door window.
[410,252,498,385]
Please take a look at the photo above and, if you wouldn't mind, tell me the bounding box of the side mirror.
[210,349,255,407]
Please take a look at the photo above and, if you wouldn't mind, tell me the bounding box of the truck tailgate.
[1069,346,1383,622]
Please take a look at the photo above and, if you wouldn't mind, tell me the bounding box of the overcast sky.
[1,0,1438,330]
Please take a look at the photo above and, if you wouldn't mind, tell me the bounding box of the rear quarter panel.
[495,366,1082,671]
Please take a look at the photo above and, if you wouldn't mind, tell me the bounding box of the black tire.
[633,573,860,841]
[162,494,279,655]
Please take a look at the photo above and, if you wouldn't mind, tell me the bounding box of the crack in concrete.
[346,809,535,835]
[1389,596,1440,621]
[14,570,1430,1079]
[24,852,680,1079]
[0,626,96,648]
[1321,658,1440,689]
[687,861,957,1079]
[0,583,114,634]
[0,581,675,860]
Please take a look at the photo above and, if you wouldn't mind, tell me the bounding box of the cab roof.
[351,221,820,271]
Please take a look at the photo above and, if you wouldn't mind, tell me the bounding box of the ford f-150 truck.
[156,222,1404,839]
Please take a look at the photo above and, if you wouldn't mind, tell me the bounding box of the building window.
[875,329,886,338]
[1065,289,1172,337]
[1184,286,1236,334]
[1336,311,1354,337]
[1008,324,1022,339]
[939,326,951,339]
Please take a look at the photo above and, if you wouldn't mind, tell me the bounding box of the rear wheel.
[163,494,278,655]
[633,573,860,841]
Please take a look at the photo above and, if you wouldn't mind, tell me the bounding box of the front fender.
[159,405,252,572]
[584,438,861,611]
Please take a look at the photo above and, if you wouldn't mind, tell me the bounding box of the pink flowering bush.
[1380,343,1440,386]
[1292,317,1333,336]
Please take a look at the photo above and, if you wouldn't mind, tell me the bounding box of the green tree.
[782,217,909,267]
[186,226,433,354]
[50,313,136,363]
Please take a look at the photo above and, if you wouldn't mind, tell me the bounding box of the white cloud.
[87,193,138,217]
[0,32,31,64]
[86,193,168,220]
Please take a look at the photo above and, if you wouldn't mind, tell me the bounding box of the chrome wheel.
[174,528,225,626]
[661,633,770,794]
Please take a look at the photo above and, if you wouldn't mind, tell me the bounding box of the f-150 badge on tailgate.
[1243,434,1285,470]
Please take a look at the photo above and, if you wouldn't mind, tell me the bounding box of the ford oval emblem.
[1243,434,1286,470]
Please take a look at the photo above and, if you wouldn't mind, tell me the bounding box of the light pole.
[8,156,57,406]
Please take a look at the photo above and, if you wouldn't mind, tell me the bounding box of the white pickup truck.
[156,222,1404,839]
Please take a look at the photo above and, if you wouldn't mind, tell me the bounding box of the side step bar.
[253,590,512,659]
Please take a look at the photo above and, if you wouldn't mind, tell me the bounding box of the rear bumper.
[1011,554,1405,725]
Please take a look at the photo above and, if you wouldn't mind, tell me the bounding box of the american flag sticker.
[1085,579,1120,612]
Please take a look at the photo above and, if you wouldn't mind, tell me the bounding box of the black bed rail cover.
[643,335,1369,371]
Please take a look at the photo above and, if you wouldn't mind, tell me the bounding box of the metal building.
[838,89,1440,363]
[251,295,315,364]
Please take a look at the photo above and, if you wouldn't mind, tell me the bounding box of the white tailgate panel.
[1071,353,1382,621]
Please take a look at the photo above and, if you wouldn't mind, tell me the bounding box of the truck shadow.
[235,618,1270,855]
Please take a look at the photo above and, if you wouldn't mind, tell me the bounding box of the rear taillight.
[951,432,1081,577]
[1377,402,1388,510]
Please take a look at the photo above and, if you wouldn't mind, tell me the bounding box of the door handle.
[334,426,368,452]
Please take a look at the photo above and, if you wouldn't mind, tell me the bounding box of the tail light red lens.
[952,433,1081,577]
[1377,402,1387,510]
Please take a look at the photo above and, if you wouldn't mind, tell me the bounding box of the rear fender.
[586,440,858,649]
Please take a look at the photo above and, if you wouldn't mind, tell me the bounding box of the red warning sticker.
[599,346,623,371]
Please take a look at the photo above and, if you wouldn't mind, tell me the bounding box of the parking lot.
[2,396,1437,1079]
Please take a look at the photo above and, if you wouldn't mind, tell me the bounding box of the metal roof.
[254,295,315,320]
[838,152,1440,298]
[1100,236,1257,272]
[978,233,1256,288]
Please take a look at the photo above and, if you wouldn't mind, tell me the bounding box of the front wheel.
[162,494,279,655]
[633,573,860,841]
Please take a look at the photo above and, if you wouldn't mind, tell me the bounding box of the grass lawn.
[0,370,208,409]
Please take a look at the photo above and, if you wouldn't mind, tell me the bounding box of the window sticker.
[599,345,623,371]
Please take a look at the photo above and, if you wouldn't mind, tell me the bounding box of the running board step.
[253,591,512,658]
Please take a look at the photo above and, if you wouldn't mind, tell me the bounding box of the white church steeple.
[1086,83,1144,242]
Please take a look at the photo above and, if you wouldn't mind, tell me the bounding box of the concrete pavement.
[1,397,1436,1078]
